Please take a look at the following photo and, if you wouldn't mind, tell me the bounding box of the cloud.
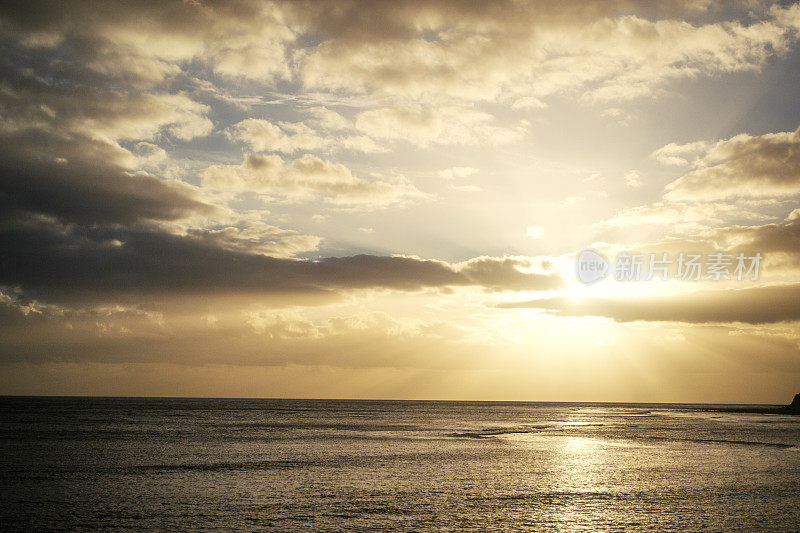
[664,126,800,200]
[202,153,424,207]
[0,0,295,86]
[354,105,527,147]
[4,1,800,108]
[0,58,212,142]
[708,214,800,270]
[295,1,800,103]
[651,141,709,166]
[499,284,800,324]
[456,256,560,292]
[601,202,772,232]
[602,124,800,242]
[230,118,386,154]
[304,106,353,131]
[438,167,479,180]
[623,170,642,188]
[0,128,212,225]
[586,212,800,283]
[450,184,481,192]
[183,225,322,258]
[231,119,329,154]
[0,213,564,304]
[0,297,483,368]
[132,142,168,164]
[512,96,548,110]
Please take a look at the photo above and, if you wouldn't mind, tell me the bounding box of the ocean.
[1,397,799,531]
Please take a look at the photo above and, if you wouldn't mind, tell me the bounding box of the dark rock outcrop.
[776,393,800,415]
[705,393,800,415]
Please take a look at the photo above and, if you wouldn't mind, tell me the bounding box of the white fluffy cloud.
[651,141,710,166]
[230,118,386,154]
[354,105,527,147]
[600,202,774,237]
[438,167,479,180]
[6,1,800,108]
[296,2,800,104]
[664,126,800,200]
[202,153,424,207]
[624,170,642,188]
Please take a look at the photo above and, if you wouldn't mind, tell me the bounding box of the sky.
[2,0,800,402]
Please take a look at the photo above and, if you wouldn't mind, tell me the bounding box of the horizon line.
[0,394,788,407]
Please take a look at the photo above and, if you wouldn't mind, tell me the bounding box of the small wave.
[449,425,551,439]
[210,422,420,431]
[449,432,499,439]
[645,436,796,449]
[128,459,323,472]
[467,491,640,502]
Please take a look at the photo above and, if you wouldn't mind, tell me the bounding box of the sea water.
[1,397,799,531]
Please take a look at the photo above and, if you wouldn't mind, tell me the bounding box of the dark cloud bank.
[0,130,561,303]
[500,284,800,324]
